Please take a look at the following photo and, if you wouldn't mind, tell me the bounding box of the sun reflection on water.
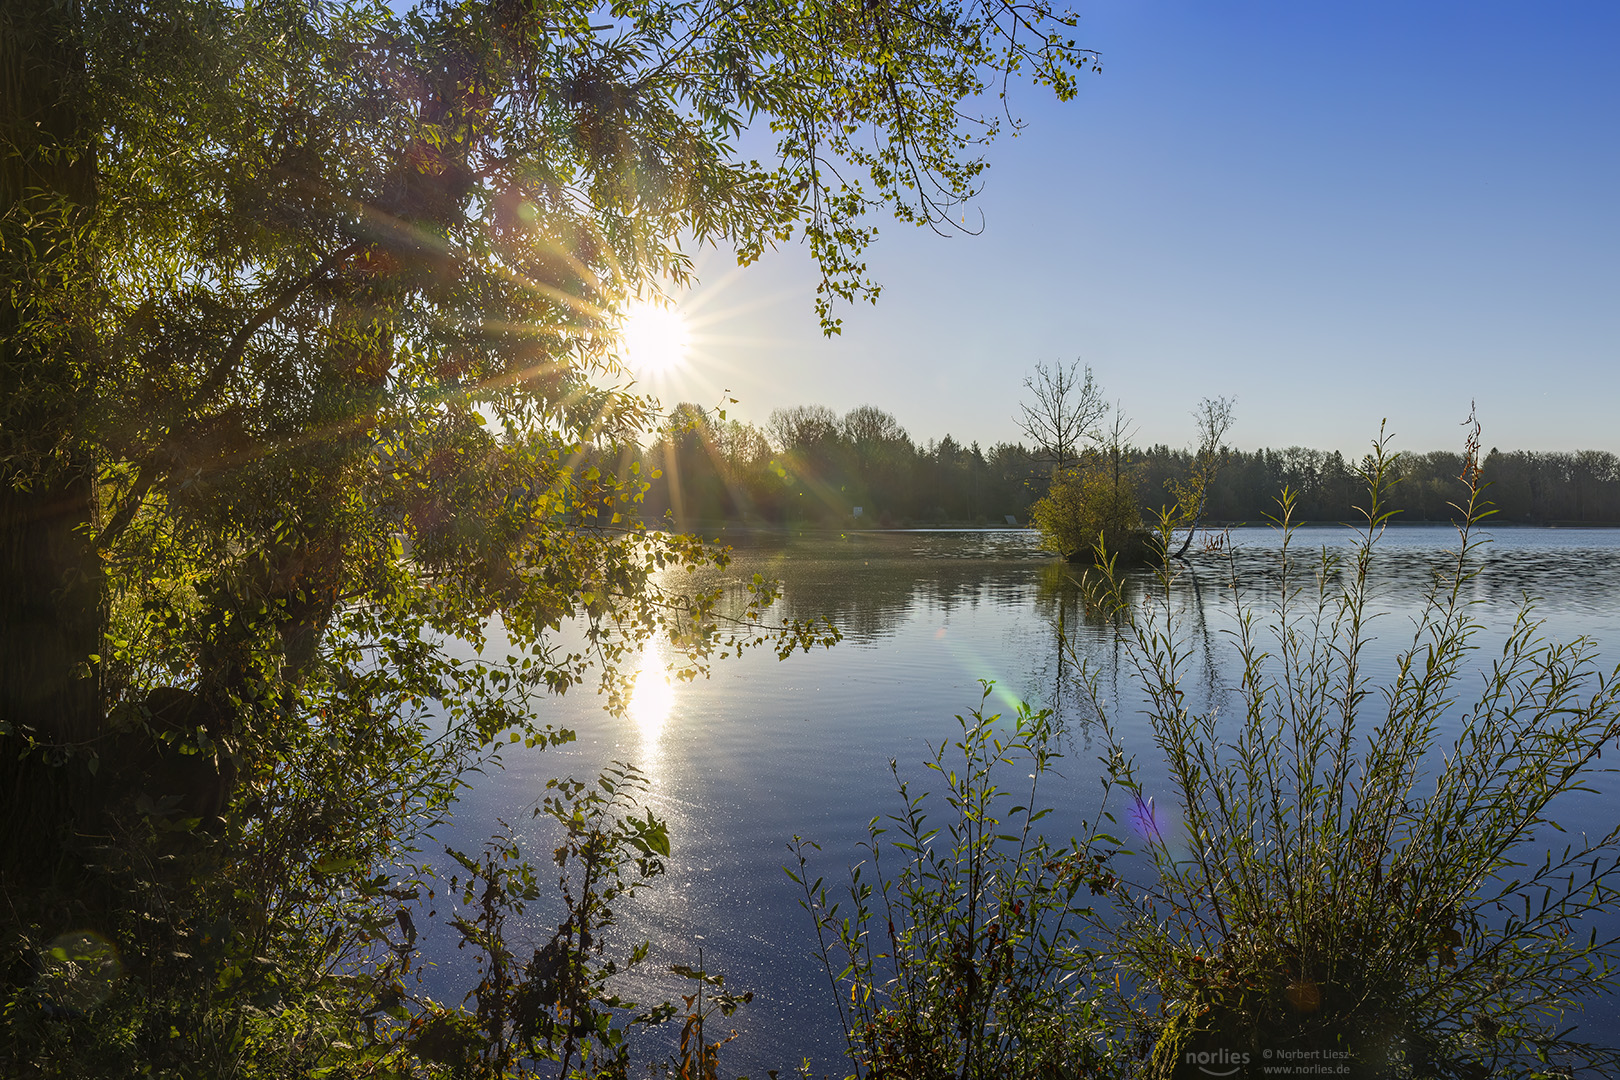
[627,636,675,753]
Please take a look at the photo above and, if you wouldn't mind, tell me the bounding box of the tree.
[0,0,1096,1069]
[1019,365,1140,561]
[768,404,844,455]
[1029,463,1141,563]
[1017,359,1108,471]
[1098,401,1135,506]
[841,405,913,519]
[840,404,908,449]
[987,441,1042,520]
[1028,401,1143,563]
[2,0,106,831]
[651,403,727,525]
[715,417,776,516]
[768,404,850,520]
[1168,395,1236,557]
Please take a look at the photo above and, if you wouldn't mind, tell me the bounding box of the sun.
[619,299,691,377]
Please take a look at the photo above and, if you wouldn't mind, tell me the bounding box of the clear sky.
[633,0,1620,457]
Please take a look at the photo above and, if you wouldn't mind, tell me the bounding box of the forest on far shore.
[639,402,1620,528]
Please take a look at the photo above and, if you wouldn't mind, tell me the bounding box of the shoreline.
[644,519,1620,539]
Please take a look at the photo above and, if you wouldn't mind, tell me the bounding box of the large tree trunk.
[0,0,107,897]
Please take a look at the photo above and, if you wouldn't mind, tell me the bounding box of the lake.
[439,524,1620,1074]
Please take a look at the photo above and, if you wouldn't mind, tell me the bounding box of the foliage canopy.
[0,0,1095,1071]
[1029,459,1141,562]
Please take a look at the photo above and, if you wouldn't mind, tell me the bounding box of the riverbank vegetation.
[790,691,1128,1078]
[1092,429,1620,1077]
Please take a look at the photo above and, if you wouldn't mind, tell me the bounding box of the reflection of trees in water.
[767,560,1038,642]
[690,531,1053,643]
[1032,559,1226,731]
[1031,533,1620,742]
[1030,562,1121,728]
[1198,533,1620,617]
[683,529,1620,738]
[1475,544,1620,614]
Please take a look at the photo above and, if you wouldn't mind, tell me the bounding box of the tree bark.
[1,0,106,889]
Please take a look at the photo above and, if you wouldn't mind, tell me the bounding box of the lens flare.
[38,930,123,1013]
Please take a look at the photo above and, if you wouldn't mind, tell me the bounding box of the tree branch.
[95,242,362,551]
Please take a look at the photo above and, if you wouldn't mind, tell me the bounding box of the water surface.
[440,525,1620,1072]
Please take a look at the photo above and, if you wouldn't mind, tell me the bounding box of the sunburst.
[619,298,691,377]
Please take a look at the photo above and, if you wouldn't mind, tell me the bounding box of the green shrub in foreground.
[792,689,1132,1079]
[1092,428,1620,1078]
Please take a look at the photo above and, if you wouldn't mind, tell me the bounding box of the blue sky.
[637,0,1620,456]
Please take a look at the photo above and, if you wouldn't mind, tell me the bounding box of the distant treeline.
[1144,445,1620,525]
[638,403,1620,527]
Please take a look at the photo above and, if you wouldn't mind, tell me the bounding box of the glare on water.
[627,635,675,753]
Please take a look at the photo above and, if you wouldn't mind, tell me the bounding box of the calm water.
[437,525,1620,1073]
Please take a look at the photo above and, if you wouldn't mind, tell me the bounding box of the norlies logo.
[1186,1048,1251,1077]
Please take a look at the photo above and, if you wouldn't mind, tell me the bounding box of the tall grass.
[1091,426,1620,1077]
[790,689,1129,1078]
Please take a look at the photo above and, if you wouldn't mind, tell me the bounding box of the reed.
[1090,423,1620,1077]
[791,687,1129,1078]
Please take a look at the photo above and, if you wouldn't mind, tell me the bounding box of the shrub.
[328,761,756,1079]
[791,686,1129,1079]
[1031,462,1146,565]
[1091,428,1620,1078]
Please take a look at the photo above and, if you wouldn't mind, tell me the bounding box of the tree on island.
[1030,456,1144,561]
[1019,362,1145,561]
[1029,399,1148,563]
[0,0,1098,1071]
[1017,358,1108,473]
[1022,369,1234,563]
[1167,394,1236,556]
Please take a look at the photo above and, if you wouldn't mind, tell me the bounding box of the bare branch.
[1017,359,1107,471]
